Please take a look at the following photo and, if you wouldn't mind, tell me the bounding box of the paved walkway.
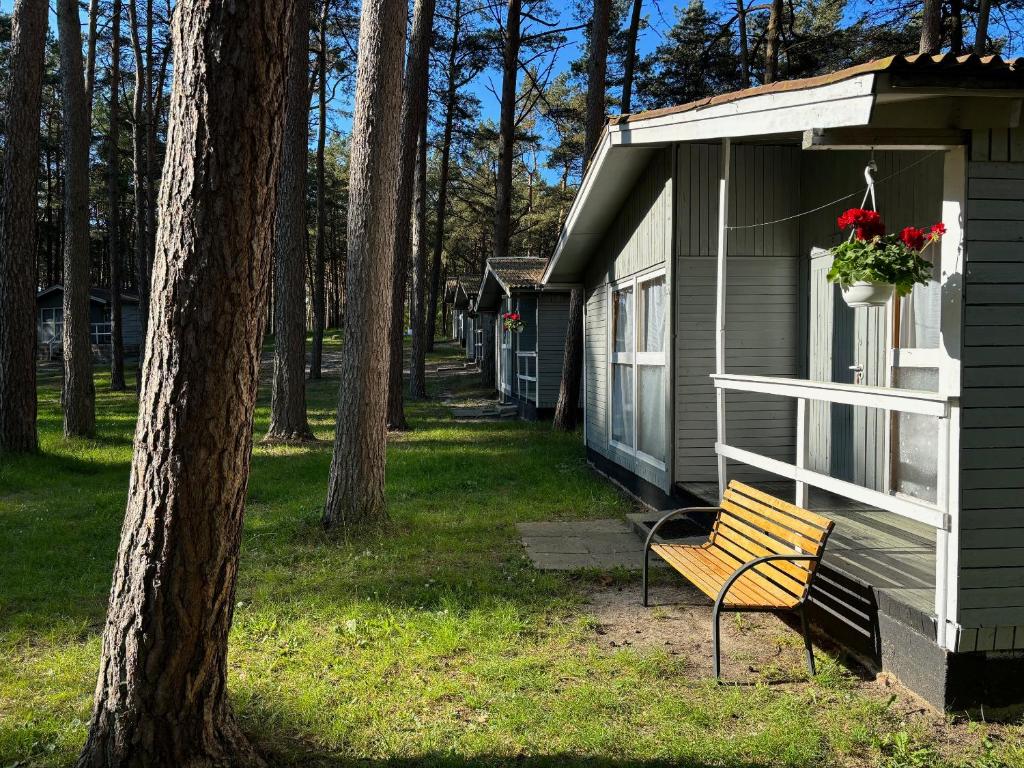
[518,518,648,570]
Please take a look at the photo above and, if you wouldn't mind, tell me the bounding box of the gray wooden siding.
[958,129,1024,630]
[465,315,475,360]
[537,291,570,409]
[675,257,800,482]
[583,148,674,492]
[673,144,801,484]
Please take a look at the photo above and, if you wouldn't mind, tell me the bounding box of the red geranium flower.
[930,223,947,239]
[838,208,885,240]
[899,226,926,252]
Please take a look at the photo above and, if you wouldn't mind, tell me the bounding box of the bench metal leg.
[712,600,723,680]
[642,547,650,607]
[799,605,816,677]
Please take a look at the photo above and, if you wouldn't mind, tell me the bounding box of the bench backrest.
[709,481,835,601]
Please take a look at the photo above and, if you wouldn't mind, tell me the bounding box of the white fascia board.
[610,74,877,145]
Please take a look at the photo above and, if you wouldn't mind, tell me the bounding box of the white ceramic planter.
[841,281,893,308]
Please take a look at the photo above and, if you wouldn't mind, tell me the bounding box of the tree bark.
[85,0,100,112]
[76,1,293,765]
[552,286,583,431]
[492,0,521,261]
[764,0,782,83]
[735,0,750,88]
[479,311,496,388]
[409,121,429,399]
[976,0,992,52]
[267,0,316,443]
[950,0,964,53]
[128,0,150,391]
[309,2,329,380]
[919,0,942,53]
[57,0,97,439]
[425,0,462,351]
[322,0,407,531]
[556,0,610,432]
[584,0,611,163]
[385,0,437,429]
[620,0,642,114]
[108,0,126,391]
[0,0,48,454]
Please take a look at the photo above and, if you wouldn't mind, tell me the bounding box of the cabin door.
[808,248,889,490]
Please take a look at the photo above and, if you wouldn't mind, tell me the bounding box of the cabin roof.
[543,53,1024,283]
[37,285,140,305]
[476,257,549,311]
[450,274,481,309]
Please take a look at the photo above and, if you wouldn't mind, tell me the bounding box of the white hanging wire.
[725,149,943,231]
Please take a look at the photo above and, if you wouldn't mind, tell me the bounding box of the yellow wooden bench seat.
[642,481,835,679]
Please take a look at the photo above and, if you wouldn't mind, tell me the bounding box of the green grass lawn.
[1,339,1021,767]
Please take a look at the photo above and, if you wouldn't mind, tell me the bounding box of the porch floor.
[679,481,937,636]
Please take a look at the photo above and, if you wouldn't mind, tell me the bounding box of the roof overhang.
[543,74,878,283]
[477,264,510,311]
[542,62,1024,283]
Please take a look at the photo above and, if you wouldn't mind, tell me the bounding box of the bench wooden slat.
[653,544,798,608]
[720,494,826,550]
[711,518,813,589]
[729,481,834,531]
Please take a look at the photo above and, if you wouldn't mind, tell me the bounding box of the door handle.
[849,364,864,384]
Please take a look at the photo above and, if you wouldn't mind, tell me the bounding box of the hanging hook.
[862,156,878,212]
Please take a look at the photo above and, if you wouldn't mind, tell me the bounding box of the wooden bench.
[642,481,834,679]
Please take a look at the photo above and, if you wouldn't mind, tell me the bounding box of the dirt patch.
[581,582,1024,764]
[583,581,823,684]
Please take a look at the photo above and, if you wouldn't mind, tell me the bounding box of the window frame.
[607,267,668,469]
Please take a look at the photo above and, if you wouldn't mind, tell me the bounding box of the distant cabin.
[36,285,143,358]
[477,257,571,420]
[447,274,481,360]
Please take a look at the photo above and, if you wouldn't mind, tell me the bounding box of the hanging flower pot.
[841,281,894,308]
[827,208,945,309]
[502,312,524,333]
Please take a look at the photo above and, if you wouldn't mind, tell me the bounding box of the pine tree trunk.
[385,0,436,429]
[409,122,429,399]
[57,0,97,439]
[976,0,992,52]
[735,0,750,88]
[557,0,609,432]
[425,0,462,352]
[949,0,963,53]
[584,0,611,162]
[620,0,642,114]
[309,6,328,380]
[322,0,407,532]
[85,0,100,111]
[920,0,942,53]
[552,286,583,431]
[267,0,315,443]
[0,0,47,454]
[108,0,126,391]
[128,0,149,391]
[492,0,520,261]
[764,0,781,83]
[76,1,293,765]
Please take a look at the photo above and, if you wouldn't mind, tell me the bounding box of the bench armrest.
[643,506,721,551]
[715,553,821,607]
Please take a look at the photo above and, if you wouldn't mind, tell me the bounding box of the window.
[610,272,667,465]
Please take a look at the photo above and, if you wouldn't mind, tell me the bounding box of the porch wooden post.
[934,145,966,651]
[714,138,731,497]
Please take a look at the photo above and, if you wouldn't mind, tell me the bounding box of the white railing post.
[714,138,732,498]
[795,397,809,507]
[934,410,952,649]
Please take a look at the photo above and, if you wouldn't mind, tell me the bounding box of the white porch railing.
[516,351,537,402]
[712,372,959,648]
